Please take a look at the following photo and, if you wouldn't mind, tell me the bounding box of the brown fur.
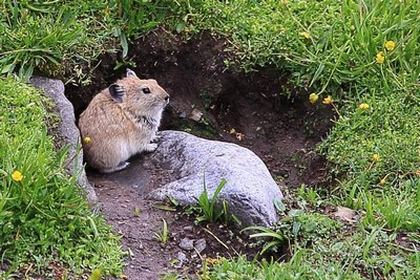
[78,70,169,173]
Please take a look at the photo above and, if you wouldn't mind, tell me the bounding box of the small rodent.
[78,69,169,173]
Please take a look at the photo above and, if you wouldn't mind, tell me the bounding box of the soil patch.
[66,29,336,187]
[88,156,261,280]
[64,28,336,279]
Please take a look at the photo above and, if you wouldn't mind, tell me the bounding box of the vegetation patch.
[0,79,123,278]
[175,0,419,231]
[236,204,418,279]
[0,0,418,278]
[0,0,177,80]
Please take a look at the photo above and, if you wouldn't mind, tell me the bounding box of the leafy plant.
[243,226,286,255]
[176,0,420,233]
[193,178,230,224]
[244,210,341,256]
[153,218,169,246]
[89,268,102,280]
[1,0,419,278]
[0,0,175,80]
[0,79,123,277]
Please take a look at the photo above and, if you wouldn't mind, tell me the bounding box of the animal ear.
[126,68,137,77]
[109,84,124,103]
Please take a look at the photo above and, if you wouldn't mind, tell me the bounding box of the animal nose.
[164,95,169,102]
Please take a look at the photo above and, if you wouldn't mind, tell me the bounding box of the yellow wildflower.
[309,93,319,104]
[12,170,23,182]
[379,177,386,185]
[89,268,102,280]
[206,257,221,266]
[358,103,369,110]
[384,40,396,51]
[375,51,385,64]
[104,6,110,16]
[299,31,311,39]
[322,96,334,105]
[371,154,381,162]
[83,136,92,145]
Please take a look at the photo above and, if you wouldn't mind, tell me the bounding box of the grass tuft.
[0,79,123,277]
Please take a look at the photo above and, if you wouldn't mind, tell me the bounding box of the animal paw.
[150,134,161,143]
[101,161,130,173]
[116,161,130,170]
[144,143,158,152]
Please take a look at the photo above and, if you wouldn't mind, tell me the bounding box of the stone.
[179,237,194,251]
[30,76,97,205]
[149,130,283,226]
[334,206,357,223]
[194,238,206,254]
[174,251,187,268]
[183,226,193,232]
[188,108,203,122]
[178,111,187,119]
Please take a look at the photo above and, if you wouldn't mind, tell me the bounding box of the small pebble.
[194,238,207,254]
[189,108,203,122]
[179,237,194,251]
[183,225,193,231]
[175,251,187,268]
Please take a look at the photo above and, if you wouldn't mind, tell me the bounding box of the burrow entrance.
[64,29,336,278]
[66,29,336,189]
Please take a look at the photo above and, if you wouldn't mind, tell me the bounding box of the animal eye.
[142,87,151,94]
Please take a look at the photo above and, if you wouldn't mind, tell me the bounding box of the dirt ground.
[66,29,335,188]
[87,155,261,280]
[65,29,336,279]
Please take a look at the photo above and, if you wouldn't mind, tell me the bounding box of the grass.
[187,178,240,225]
[167,0,419,278]
[176,0,420,222]
[0,2,178,275]
[0,79,123,278]
[180,0,419,232]
[193,178,228,224]
[0,0,178,81]
[207,208,419,279]
[153,218,170,246]
[0,0,418,278]
[243,226,285,256]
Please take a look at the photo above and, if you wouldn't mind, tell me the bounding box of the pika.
[78,69,169,173]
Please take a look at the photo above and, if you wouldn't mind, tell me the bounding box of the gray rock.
[30,76,97,205]
[174,251,187,268]
[179,237,194,251]
[194,238,207,254]
[176,251,187,262]
[189,108,203,122]
[149,130,283,226]
[183,225,193,232]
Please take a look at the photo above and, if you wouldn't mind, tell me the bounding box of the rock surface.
[149,130,283,226]
[194,238,207,254]
[30,76,98,205]
[179,237,194,251]
[31,76,283,225]
[175,251,187,268]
